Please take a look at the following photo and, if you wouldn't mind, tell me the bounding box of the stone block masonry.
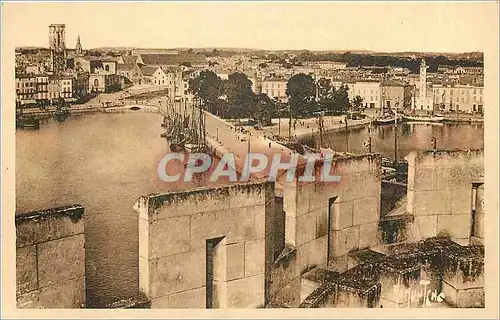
[406,149,484,244]
[269,153,382,307]
[299,237,485,308]
[134,181,275,308]
[16,204,85,308]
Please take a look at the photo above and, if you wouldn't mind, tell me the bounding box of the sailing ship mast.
[393,107,398,167]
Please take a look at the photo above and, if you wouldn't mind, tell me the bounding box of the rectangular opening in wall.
[327,197,338,264]
[471,183,484,239]
[274,196,285,260]
[206,236,227,309]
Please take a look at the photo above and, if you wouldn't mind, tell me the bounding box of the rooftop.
[140,65,159,76]
[138,53,206,66]
[117,63,135,71]
[381,79,406,87]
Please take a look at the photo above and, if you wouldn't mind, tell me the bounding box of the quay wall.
[405,149,484,245]
[134,182,276,308]
[16,205,86,308]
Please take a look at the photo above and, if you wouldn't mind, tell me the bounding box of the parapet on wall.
[405,149,484,245]
[16,205,86,308]
[270,153,382,307]
[134,181,275,308]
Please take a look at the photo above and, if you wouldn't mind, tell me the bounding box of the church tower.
[76,35,83,56]
[49,24,67,75]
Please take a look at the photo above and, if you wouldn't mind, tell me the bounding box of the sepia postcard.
[1,1,499,318]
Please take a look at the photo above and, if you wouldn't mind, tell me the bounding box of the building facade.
[117,64,135,80]
[432,84,484,113]
[261,77,288,102]
[15,75,37,106]
[381,80,407,110]
[89,72,120,93]
[347,81,382,109]
[35,75,49,103]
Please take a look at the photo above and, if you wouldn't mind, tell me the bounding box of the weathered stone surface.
[408,215,438,241]
[269,276,302,308]
[410,190,452,216]
[295,184,311,217]
[285,215,297,246]
[413,165,439,190]
[17,289,41,309]
[315,207,329,239]
[16,205,86,309]
[308,184,329,212]
[16,221,36,248]
[152,190,231,220]
[37,234,85,287]
[347,249,386,270]
[138,217,150,259]
[474,212,484,241]
[189,207,255,250]
[379,266,420,304]
[450,189,473,214]
[269,247,298,298]
[150,250,205,298]
[16,245,37,294]
[38,277,85,308]
[437,214,471,240]
[229,185,266,208]
[358,222,380,249]
[328,254,349,273]
[244,239,265,277]
[227,274,265,308]
[227,243,244,281]
[405,149,484,243]
[16,205,84,247]
[296,211,317,247]
[330,226,360,258]
[16,215,84,248]
[335,286,379,308]
[300,271,323,302]
[253,204,268,239]
[352,197,379,226]
[139,255,150,296]
[297,237,328,274]
[442,280,484,308]
[104,296,151,308]
[330,200,353,231]
[150,216,190,259]
[151,287,206,308]
[442,246,484,290]
[340,171,380,203]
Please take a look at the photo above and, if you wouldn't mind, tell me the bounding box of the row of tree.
[296,52,483,74]
[188,71,363,125]
[188,71,274,125]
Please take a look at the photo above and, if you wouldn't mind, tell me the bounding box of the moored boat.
[374,116,402,125]
[402,115,444,123]
[16,117,40,129]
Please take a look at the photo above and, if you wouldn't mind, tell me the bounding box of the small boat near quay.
[374,116,402,125]
[402,115,444,123]
[16,116,40,129]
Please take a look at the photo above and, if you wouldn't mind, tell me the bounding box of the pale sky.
[1,1,497,52]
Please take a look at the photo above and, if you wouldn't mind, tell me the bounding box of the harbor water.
[15,113,484,307]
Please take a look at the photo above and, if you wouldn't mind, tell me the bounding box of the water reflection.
[16,114,484,307]
[320,122,483,160]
